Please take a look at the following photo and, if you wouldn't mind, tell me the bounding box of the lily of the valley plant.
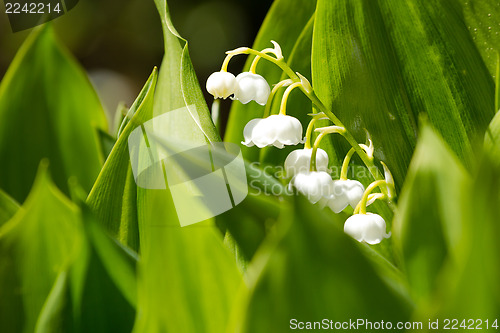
[207,41,396,245]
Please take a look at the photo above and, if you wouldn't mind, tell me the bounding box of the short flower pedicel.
[288,125,344,205]
[285,112,330,178]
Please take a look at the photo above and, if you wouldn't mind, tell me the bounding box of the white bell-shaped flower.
[206,71,237,99]
[288,171,333,204]
[326,179,365,213]
[344,213,391,244]
[284,148,329,178]
[242,114,304,148]
[233,72,271,105]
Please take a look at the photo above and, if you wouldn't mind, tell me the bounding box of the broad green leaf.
[216,186,281,268]
[97,129,116,162]
[497,53,500,113]
[131,2,243,332]
[462,0,500,77]
[485,110,500,163]
[0,189,19,227]
[87,68,158,252]
[0,162,81,333]
[230,196,412,333]
[312,0,494,193]
[433,155,500,318]
[484,55,500,162]
[34,271,72,333]
[0,162,137,333]
[66,205,136,333]
[224,0,317,162]
[33,205,138,333]
[153,0,219,143]
[393,126,468,305]
[0,25,107,203]
[215,157,287,267]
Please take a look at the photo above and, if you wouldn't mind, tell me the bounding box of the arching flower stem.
[263,79,292,118]
[340,142,372,180]
[340,148,356,181]
[304,113,328,149]
[354,180,389,215]
[279,82,302,116]
[310,126,345,172]
[221,52,237,72]
[225,46,388,192]
[249,48,278,73]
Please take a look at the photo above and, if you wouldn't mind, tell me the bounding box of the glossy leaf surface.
[131,2,243,332]
[393,126,468,304]
[231,196,412,332]
[87,69,158,252]
[0,25,107,202]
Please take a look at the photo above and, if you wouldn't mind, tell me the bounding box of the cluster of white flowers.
[206,41,393,245]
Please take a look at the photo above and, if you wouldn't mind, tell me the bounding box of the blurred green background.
[0,0,273,126]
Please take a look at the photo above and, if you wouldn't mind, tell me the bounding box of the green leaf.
[97,129,116,162]
[230,196,412,332]
[224,0,317,162]
[153,0,219,143]
[87,68,158,252]
[215,150,292,266]
[0,162,137,333]
[497,52,500,114]
[0,189,19,227]
[216,184,281,268]
[33,205,138,333]
[130,2,244,332]
[485,110,500,163]
[484,54,500,163]
[66,205,137,333]
[312,0,494,192]
[434,154,500,318]
[462,0,500,77]
[0,25,107,202]
[393,126,468,305]
[0,162,81,333]
[34,271,72,333]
